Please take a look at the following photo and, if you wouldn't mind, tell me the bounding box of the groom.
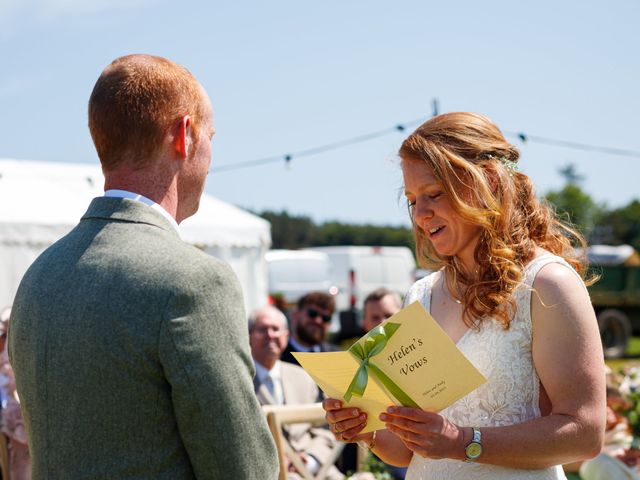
[9,54,278,479]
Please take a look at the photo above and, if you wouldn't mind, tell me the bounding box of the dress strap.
[403,268,440,314]
[516,253,587,335]
[521,253,582,288]
[422,270,438,312]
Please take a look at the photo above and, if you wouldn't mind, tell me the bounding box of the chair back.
[262,403,345,480]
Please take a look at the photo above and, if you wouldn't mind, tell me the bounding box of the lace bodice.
[404,254,571,480]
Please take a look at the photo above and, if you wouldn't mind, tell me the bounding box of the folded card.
[293,301,486,433]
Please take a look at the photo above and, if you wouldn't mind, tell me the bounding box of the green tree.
[258,210,317,249]
[545,184,604,235]
[254,210,414,249]
[315,222,414,248]
[596,200,640,251]
[544,163,604,238]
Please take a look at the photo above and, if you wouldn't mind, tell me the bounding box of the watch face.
[466,442,482,459]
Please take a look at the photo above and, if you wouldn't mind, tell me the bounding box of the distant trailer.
[587,245,640,359]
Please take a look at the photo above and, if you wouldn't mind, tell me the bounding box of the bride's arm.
[381,263,606,468]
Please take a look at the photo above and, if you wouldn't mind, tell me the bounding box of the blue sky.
[1,0,639,226]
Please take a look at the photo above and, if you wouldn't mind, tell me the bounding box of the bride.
[323,112,605,479]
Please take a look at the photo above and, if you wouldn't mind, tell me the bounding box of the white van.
[304,246,416,312]
[265,250,336,309]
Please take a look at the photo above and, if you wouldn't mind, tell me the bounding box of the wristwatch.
[464,428,483,462]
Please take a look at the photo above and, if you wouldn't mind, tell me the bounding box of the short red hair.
[88,54,205,171]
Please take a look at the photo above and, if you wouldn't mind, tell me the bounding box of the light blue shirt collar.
[254,360,282,384]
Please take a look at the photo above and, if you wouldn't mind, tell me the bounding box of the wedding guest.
[323,112,605,479]
[361,288,402,333]
[360,290,406,480]
[281,292,339,366]
[0,306,31,480]
[9,54,278,479]
[249,305,344,480]
[336,288,401,352]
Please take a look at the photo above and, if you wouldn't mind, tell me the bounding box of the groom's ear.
[172,115,193,160]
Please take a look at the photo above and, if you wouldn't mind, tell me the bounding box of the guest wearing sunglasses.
[281,292,339,366]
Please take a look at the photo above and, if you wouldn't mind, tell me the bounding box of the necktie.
[265,372,284,405]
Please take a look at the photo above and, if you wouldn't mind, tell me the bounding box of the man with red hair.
[9,54,278,479]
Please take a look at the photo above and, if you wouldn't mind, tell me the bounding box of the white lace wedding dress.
[404,254,571,479]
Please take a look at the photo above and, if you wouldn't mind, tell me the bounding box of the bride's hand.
[322,398,373,444]
[380,406,465,459]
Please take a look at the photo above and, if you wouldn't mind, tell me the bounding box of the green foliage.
[544,184,604,234]
[255,210,415,250]
[346,452,394,480]
[315,222,414,249]
[256,167,638,255]
[543,162,640,251]
[258,210,317,249]
[565,473,582,480]
[596,200,640,252]
[608,364,640,436]
[361,453,394,479]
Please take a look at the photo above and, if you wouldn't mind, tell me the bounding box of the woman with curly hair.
[324,112,606,479]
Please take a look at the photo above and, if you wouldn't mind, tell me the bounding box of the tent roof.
[588,244,637,266]
[0,159,270,248]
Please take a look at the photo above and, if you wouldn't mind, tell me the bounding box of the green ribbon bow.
[343,322,419,407]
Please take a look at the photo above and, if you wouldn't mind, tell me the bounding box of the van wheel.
[597,309,631,359]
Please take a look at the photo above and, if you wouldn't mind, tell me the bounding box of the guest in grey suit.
[249,306,344,480]
[8,54,278,480]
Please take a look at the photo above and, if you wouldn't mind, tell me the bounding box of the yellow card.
[293,301,486,433]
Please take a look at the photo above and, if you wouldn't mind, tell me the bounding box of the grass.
[606,337,640,372]
[629,337,640,356]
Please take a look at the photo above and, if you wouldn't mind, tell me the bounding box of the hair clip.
[499,157,518,172]
[485,154,518,173]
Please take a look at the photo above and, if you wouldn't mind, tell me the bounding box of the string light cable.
[212,118,426,173]
[211,119,640,173]
[503,131,640,159]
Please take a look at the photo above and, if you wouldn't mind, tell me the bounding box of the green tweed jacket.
[9,197,279,479]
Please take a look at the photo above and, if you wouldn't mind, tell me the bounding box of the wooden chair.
[262,403,345,480]
[0,432,10,480]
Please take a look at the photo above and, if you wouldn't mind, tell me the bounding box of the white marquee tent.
[0,159,271,314]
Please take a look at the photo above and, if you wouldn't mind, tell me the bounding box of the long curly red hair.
[399,112,589,329]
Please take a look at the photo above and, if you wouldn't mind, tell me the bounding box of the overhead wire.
[212,118,425,173]
[503,131,640,159]
[212,118,640,173]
